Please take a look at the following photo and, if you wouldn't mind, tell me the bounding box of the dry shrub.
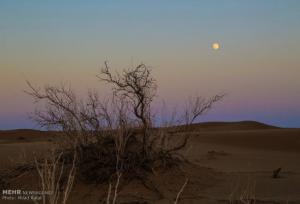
[34,149,76,204]
[60,134,179,185]
[25,62,224,202]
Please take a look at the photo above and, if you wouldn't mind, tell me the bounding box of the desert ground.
[0,121,300,204]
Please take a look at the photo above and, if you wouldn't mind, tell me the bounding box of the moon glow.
[212,43,220,50]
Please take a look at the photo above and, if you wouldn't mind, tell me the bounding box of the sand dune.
[0,129,57,144]
[171,121,279,132]
[189,128,300,152]
[0,121,299,204]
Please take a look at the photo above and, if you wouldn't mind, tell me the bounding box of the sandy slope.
[0,121,299,204]
[177,123,300,203]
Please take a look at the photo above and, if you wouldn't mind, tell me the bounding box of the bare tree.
[26,62,223,154]
[98,62,157,155]
[26,61,225,201]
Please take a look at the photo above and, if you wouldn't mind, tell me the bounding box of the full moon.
[212,42,220,50]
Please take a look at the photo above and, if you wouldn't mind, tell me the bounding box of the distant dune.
[163,121,300,153]
[0,129,43,133]
[0,121,296,152]
[0,129,56,143]
[169,120,279,133]
[192,120,278,129]
[0,121,282,138]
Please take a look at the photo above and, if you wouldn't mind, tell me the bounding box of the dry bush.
[26,62,224,200]
[34,149,76,204]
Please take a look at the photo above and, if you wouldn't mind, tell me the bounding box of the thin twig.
[174,178,189,204]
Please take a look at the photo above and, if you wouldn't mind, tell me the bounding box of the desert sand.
[0,121,299,204]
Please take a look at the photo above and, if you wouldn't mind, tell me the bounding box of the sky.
[0,0,300,129]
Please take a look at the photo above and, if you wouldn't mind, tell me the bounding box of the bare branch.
[98,62,157,155]
[174,178,189,204]
[183,94,225,125]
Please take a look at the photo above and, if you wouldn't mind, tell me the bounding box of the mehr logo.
[2,189,21,195]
